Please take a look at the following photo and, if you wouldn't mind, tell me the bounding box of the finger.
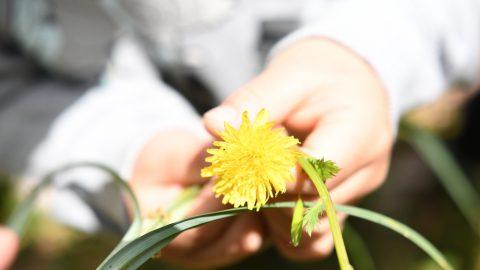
[329,157,390,205]
[0,227,19,270]
[264,209,346,261]
[266,159,387,251]
[166,215,264,269]
[286,150,389,195]
[203,37,379,135]
[282,157,388,219]
[203,68,311,134]
[302,112,392,191]
[263,206,347,249]
[275,230,334,261]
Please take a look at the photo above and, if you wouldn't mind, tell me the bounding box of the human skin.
[0,227,19,270]
[130,37,393,268]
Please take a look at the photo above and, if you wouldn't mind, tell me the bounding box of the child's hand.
[0,226,19,270]
[204,38,393,260]
[129,129,265,268]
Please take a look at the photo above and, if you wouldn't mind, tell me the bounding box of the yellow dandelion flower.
[201,109,301,210]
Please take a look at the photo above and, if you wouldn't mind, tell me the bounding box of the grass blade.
[6,162,143,242]
[98,210,241,269]
[400,122,480,237]
[337,205,453,270]
[99,202,453,270]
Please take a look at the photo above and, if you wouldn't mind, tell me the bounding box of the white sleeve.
[273,0,480,126]
[26,37,207,232]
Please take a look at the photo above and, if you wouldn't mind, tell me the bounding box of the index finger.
[0,227,19,270]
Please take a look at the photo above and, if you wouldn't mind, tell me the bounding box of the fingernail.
[205,106,240,131]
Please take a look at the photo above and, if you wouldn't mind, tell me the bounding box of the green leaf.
[302,200,324,236]
[98,202,454,270]
[98,208,243,270]
[299,156,351,269]
[400,121,480,238]
[338,204,453,270]
[290,198,304,246]
[306,157,340,182]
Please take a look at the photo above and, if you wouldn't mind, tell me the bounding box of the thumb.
[203,67,312,135]
[0,227,19,270]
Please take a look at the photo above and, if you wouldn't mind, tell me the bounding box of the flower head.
[201,109,301,210]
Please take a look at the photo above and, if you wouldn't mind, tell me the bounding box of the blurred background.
[1,0,480,269]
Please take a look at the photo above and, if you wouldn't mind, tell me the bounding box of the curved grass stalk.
[6,162,143,243]
[400,122,480,238]
[98,201,454,270]
[338,205,453,270]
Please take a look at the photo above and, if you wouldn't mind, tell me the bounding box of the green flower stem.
[298,157,352,270]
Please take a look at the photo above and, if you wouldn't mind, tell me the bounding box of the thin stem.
[7,162,142,240]
[298,157,352,270]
